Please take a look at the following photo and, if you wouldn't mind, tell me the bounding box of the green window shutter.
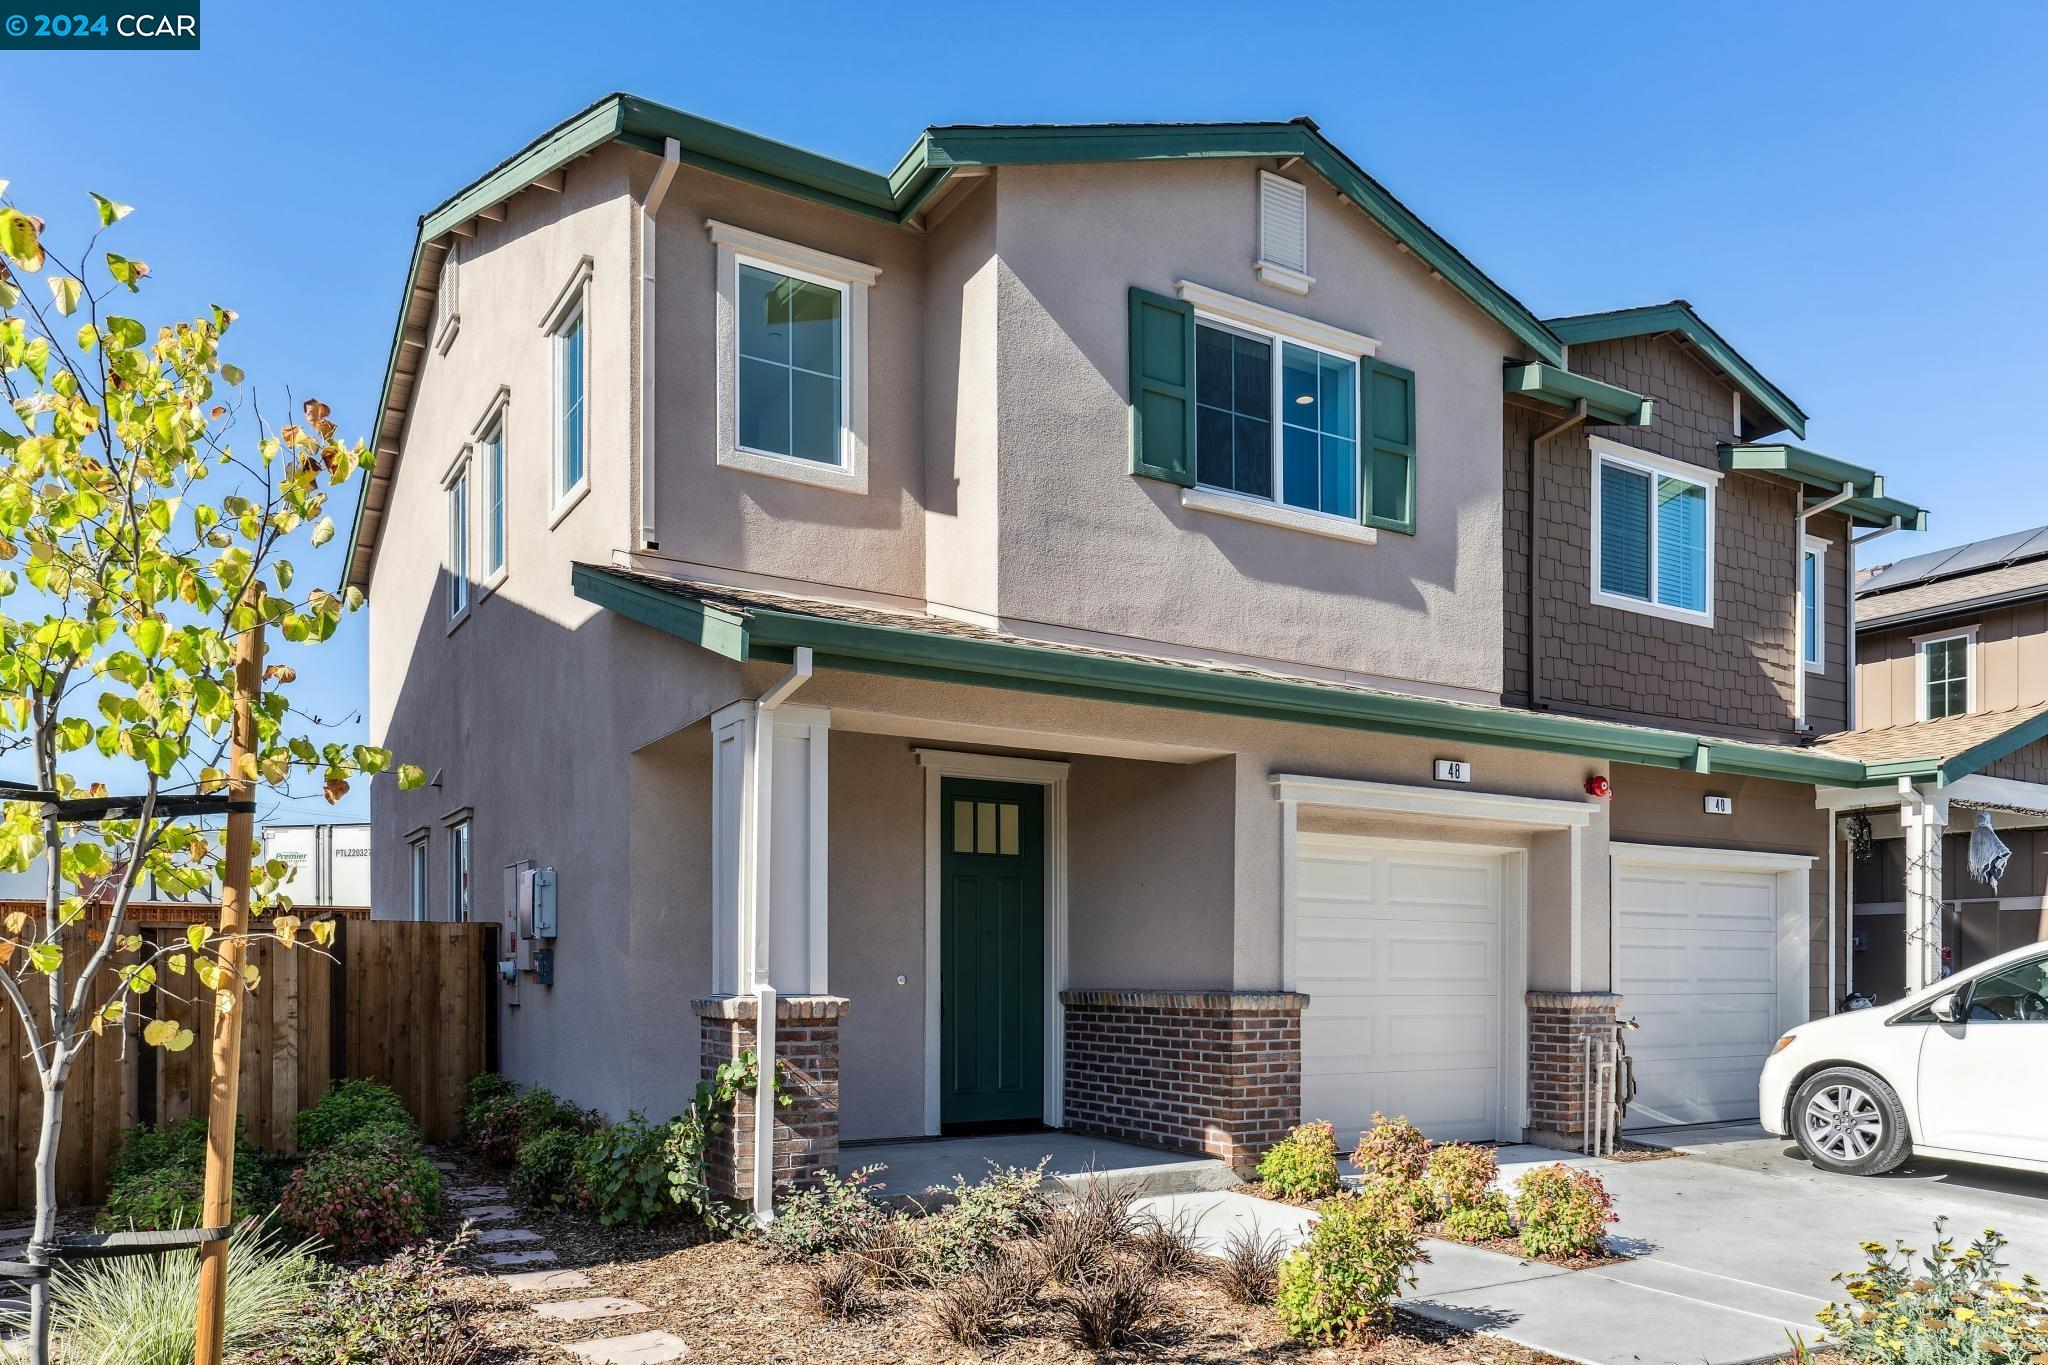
[1127,286,1196,486]
[1361,358,1417,534]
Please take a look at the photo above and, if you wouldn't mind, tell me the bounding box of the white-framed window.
[433,245,460,353]
[1176,281,1381,545]
[541,259,593,524]
[709,220,875,495]
[1589,436,1718,626]
[1801,535,1829,672]
[473,389,509,590]
[1255,170,1313,295]
[449,819,471,924]
[443,454,470,628]
[1916,627,1976,720]
[408,833,430,922]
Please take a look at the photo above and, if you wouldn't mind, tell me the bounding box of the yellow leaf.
[143,1018,178,1047]
[166,1027,195,1053]
[3,911,25,934]
[166,952,186,975]
[241,962,260,990]
[310,919,335,949]
[273,915,300,949]
[197,766,227,793]
[186,923,208,953]
[48,276,83,316]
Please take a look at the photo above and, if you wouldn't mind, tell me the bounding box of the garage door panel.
[1299,841,1505,1145]
[1616,857,1785,1130]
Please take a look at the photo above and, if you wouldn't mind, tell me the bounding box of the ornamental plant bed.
[1420,1222,1633,1270]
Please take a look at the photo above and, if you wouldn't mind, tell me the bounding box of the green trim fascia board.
[1937,708,2048,786]
[574,571,1863,784]
[1504,363,1652,427]
[1719,443,1929,531]
[569,564,752,661]
[1548,302,1807,440]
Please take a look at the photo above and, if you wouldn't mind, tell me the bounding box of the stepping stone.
[498,1268,594,1294]
[430,1160,457,1171]
[475,1227,543,1245]
[562,1332,689,1363]
[450,1185,508,1202]
[535,1297,651,1323]
[0,1226,32,1242]
[459,1204,519,1222]
[480,1249,559,1267]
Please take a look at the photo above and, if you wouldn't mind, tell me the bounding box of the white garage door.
[1614,855,1784,1128]
[1297,836,1507,1143]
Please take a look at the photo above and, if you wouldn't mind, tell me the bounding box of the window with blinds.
[1593,447,1714,623]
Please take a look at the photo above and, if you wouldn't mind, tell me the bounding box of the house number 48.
[1434,759,1471,784]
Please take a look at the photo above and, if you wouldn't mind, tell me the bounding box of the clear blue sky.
[6,0,2043,822]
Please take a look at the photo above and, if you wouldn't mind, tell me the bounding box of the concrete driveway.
[1403,1122,2048,1364]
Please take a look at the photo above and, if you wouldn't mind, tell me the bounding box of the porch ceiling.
[572,563,1878,788]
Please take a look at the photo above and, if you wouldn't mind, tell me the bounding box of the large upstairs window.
[1591,438,1716,626]
[1195,323,1357,518]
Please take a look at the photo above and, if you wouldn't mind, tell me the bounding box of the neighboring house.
[349,96,1994,1212]
[1843,528,2048,999]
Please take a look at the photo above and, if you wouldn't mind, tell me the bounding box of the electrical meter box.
[531,867,558,939]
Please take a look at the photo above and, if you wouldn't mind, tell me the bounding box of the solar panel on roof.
[1858,523,2048,596]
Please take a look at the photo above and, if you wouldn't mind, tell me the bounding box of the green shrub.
[1425,1141,1498,1215]
[1354,1113,1430,1189]
[1441,1192,1513,1244]
[468,1083,592,1167]
[280,1130,443,1258]
[461,1072,517,1128]
[898,1161,1052,1278]
[1275,1183,1428,1342]
[574,1112,674,1228]
[1,1216,323,1365]
[98,1119,294,1231]
[247,1234,481,1364]
[661,1102,743,1233]
[1513,1163,1615,1260]
[513,1126,585,1211]
[764,1165,891,1261]
[295,1078,413,1152]
[1257,1120,1341,1201]
[1817,1221,2048,1365]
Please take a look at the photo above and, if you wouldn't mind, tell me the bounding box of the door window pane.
[737,263,845,465]
[1965,956,2048,1020]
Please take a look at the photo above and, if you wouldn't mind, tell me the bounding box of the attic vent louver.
[433,245,460,352]
[1256,171,1312,295]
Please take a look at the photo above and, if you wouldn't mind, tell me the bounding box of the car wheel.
[1791,1067,1912,1175]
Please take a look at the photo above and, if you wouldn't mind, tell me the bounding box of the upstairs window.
[1194,321,1357,518]
[449,819,472,923]
[1801,536,1827,671]
[738,261,846,466]
[1919,630,1974,719]
[444,459,470,626]
[542,258,593,521]
[1591,439,1715,626]
[408,835,430,922]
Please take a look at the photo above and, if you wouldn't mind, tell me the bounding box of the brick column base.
[1525,991,1620,1148]
[692,995,849,1203]
[1059,989,1308,1170]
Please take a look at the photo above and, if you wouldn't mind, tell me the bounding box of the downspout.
[1794,482,1856,732]
[638,136,682,550]
[1847,516,1906,729]
[748,646,814,1226]
[1527,399,1588,708]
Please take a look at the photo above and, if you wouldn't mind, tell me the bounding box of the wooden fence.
[0,919,496,1210]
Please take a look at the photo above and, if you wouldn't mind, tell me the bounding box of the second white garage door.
[1613,850,1797,1129]
[1297,836,1509,1143]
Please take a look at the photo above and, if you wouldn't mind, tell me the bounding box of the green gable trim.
[1547,302,1808,441]
[569,564,752,661]
[571,566,1872,786]
[1504,362,1653,428]
[1719,444,1929,532]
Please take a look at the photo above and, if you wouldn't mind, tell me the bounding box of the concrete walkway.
[843,1129,1240,1205]
[1129,1122,2048,1365]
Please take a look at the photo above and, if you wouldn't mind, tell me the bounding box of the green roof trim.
[1547,301,1808,441]
[572,565,1881,787]
[1858,708,2048,788]
[348,101,1580,589]
[1503,362,1653,428]
[1719,443,1929,532]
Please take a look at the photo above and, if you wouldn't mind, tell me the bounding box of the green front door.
[940,778,1046,1130]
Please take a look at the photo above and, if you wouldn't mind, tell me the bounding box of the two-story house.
[348,96,1971,1214]
[1842,527,2048,998]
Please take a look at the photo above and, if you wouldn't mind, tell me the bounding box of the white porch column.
[1897,779,1948,993]
[710,696,832,997]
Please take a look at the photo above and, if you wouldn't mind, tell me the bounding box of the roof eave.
[1718,443,1929,532]
[1504,362,1653,427]
[1548,303,1808,440]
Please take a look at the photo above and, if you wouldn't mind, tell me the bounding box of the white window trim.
[708,220,875,495]
[471,388,511,597]
[407,831,430,923]
[1914,625,1979,721]
[1588,435,1719,628]
[1177,289,1377,531]
[541,258,594,526]
[1802,534,1830,674]
[441,450,471,634]
[448,817,472,925]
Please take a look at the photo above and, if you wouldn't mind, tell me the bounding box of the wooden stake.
[194,619,262,1365]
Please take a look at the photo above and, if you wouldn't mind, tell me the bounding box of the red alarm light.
[1584,775,1612,799]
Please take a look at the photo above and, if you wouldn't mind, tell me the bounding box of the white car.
[1760,941,2048,1177]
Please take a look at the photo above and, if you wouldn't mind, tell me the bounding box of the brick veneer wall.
[1059,989,1307,1169]
[1525,990,1620,1147]
[691,995,849,1203]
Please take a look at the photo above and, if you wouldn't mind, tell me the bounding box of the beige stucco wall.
[987,161,1514,701]
[1857,597,2048,729]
